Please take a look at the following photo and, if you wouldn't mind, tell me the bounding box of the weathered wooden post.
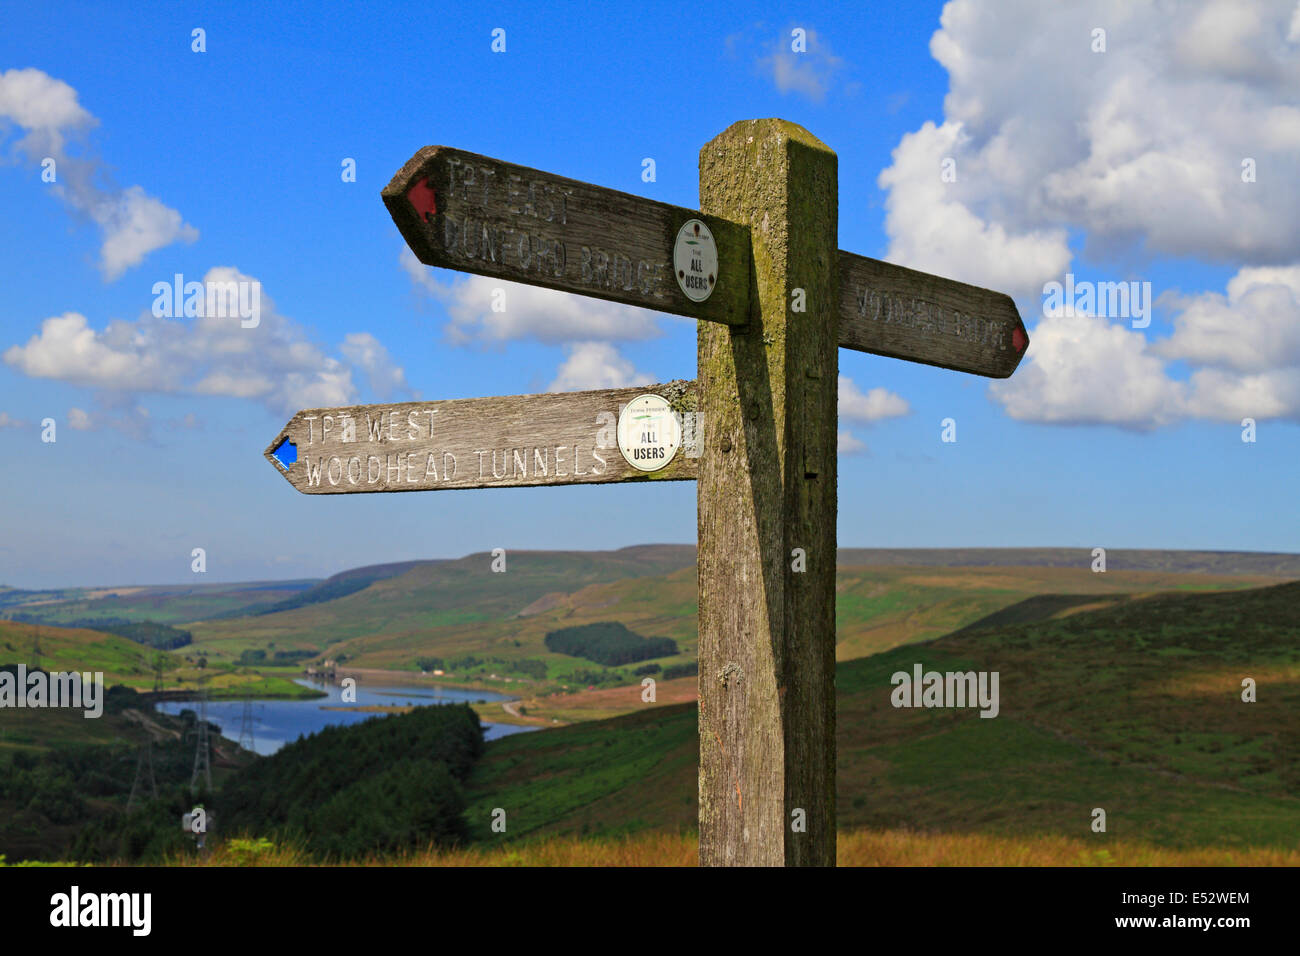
[266,117,1029,869]
[697,120,839,867]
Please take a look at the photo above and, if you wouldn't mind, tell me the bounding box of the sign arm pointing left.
[264,381,701,495]
[382,146,752,326]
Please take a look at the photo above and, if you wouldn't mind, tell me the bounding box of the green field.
[463,581,1300,851]
[0,620,314,701]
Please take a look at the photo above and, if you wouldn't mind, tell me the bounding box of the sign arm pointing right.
[836,251,1030,378]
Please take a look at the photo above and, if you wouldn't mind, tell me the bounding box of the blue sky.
[1,0,1297,588]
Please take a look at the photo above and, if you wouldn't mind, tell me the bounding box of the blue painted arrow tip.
[271,435,297,470]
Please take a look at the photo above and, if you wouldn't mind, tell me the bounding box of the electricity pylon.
[237,696,256,752]
[189,672,212,795]
[127,733,158,811]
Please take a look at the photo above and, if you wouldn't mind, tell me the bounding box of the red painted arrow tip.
[1012,326,1028,352]
[407,177,437,222]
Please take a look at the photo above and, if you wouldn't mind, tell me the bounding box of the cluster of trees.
[250,577,374,615]
[509,658,548,680]
[543,622,678,666]
[551,660,694,687]
[219,703,484,858]
[3,688,490,863]
[567,668,621,687]
[237,648,316,666]
[0,686,202,863]
[567,661,692,682]
[248,565,415,617]
[0,749,93,832]
[448,655,486,670]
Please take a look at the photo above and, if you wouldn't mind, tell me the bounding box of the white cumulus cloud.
[548,342,654,393]
[756,28,848,102]
[992,266,1300,426]
[837,430,868,456]
[837,376,907,456]
[839,376,911,422]
[1154,266,1300,374]
[4,312,169,389]
[885,0,1300,273]
[887,1,1300,428]
[878,120,1072,298]
[4,268,411,432]
[990,312,1187,428]
[0,68,198,279]
[341,332,413,400]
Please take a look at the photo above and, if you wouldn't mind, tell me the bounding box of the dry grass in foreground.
[171,830,1300,867]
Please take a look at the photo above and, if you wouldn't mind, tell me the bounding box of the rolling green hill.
[835,547,1300,576]
[0,620,167,688]
[11,547,1298,700]
[462,580,1300,850]
[207,560,426,619]
[179,549,1294,693]
[0,620,314,703]
[0,579,320,627]
[186,546,701,674]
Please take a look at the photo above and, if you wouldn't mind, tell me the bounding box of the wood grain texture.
[383,146,751,326]
[697,119,838,867]
[264,381,700,495]
[838,251,1029,378]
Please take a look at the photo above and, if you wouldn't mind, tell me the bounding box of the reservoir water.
[156,678,537,755]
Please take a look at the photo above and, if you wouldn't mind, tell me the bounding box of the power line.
[189,671,212,795]
[238,695,256,753]
[127,732,157,811]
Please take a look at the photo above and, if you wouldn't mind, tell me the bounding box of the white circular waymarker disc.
[674,219,718,303]
[617,394,682,472]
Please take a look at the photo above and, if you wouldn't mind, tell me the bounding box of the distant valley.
[3,546,1297,702]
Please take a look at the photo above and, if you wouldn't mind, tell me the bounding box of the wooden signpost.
[265,381,701,494]
[264,118,1030,867]
[383,147,751,327]
[837,251,1028,378]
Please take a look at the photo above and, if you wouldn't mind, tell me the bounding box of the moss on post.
[697,119,838,867]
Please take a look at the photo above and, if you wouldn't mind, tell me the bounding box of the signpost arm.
[697,119,839,867]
